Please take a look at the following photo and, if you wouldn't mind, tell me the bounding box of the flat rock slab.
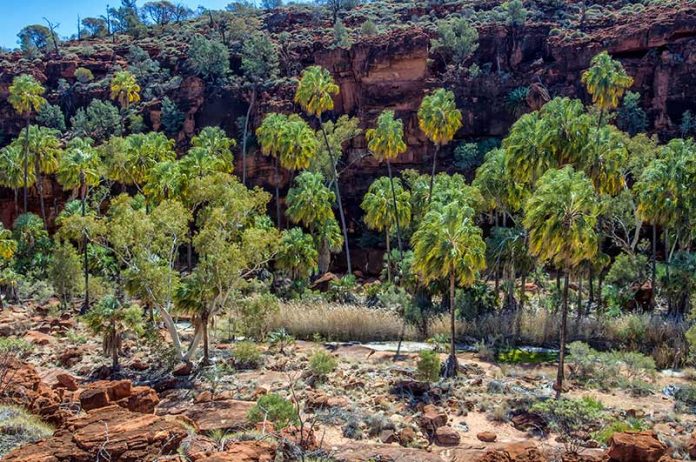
[183,399,255,432]
[332,443,444,462]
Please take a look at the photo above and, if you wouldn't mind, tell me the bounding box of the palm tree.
[122,132,176,190]
[8,74,46,213]
[83,294,144,372]
[523,166,599,398]
[110,70,141,110]
[190,126,236,170]
[581,51,633,128]
[0,145,34,214]
[286,171,341,273]
[417,88,462,202]
[361,177,411,282]
[257,113,318,226]
[20,126,62,223]
[365,110,408,252]
[0,224,17,311]
[144,160,184,203]
[294,65,352,274]
[57,137,102,313]
[276,227,318,281]
[412,202,486,377]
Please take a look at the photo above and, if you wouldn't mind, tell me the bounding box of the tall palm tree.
[19,126,62,223]
[294,65,352,274]
[257,113,318,226]
[57,137,102,313]
[122,132,176,191]
[286,171,341,273]
[365,110,408,252]
[581,51,633,129]
[144,160,184,203]
[523,166,599,398]
[276,227,318,281]
[8,74,46,213]
[416,88,462,202]
[412,202,486,377]
[361,177,411,282]
[0,145,35,214]
[110,70,141,110]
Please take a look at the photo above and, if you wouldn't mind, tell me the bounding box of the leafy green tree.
[12,213,52,277]
[8,74,46,214]
[523,166,599,398]
[83,294,144,372]
[144,160,184,203]
[0,145,33,214]
[110,70,141,110]
[317,0,359,24]
[412,202,486,377]
[504,0,527,27]
[160,97,185,136]
[286,171,342,273]
[239,32,279,184]
[417,88,463,201]
[17,25,52,53]
[295,65,352,273]
[616,91,647,135]
[430,18,479,66]
[81,17,108,37]
[49,241,84,309]
[71,100,122,142]
[581,51,633,127]
[333,19,351,48]
[276,227,318,280]
[36,103,66,132]
[187,34,230,81]
[107,132,176,191]
[361,177,411,282]
[57,137,102,312]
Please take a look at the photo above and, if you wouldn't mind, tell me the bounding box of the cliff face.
[1,2,696,272]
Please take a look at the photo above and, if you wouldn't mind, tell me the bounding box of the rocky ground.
[2,301,696,461]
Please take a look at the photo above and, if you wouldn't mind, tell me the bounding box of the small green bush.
[416,349,441,382]
[74,67,94,83]
[531,396,605,438]
[592,418,648,445]
[309,350,337,378]
[0,405,54,458]
[232,341,263,370]
[247,393,299,429]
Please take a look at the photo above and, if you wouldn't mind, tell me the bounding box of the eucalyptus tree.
[361,177,411,282]
[56,137,102,312]
[286,171,342,273]
[8,74,46,213]
[294,65,352,273]
[417,88,462,201]
[523,166,599,398]
[412,201,486,377]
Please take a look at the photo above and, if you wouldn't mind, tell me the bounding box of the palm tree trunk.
[588,268,594,308]
[385,230,391,283]
[274,158,281,228]
[318,115,351,274]
[34,156,46,224]
[443,271,458,378]
[427,145,440,204]
[555,271,569,399]
[386,160,403,253]
[80,173,90,315]
[23,116,30,214]
[242,87,256,186]
[516,269,526,343]
[576,275,583,321]
[651,223,656,308]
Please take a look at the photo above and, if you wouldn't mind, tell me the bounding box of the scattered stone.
[419,404,447,433]
[434,426,461,446]
[477,431,497,442]
[607,431,667,462]
[173,362,193,376]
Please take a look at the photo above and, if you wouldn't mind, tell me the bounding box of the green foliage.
[417,88,462,146]
[74,67,95,83]
[276,228,318,280]
[616,91,647,135]
[12,213,52,277]
[327,275,357,303]
[506,86,529,118]
[592,419,648,445]
[36,103,66,132]
[71,100,122,141]
[582,51,633,112]
[309,349,338,377]
[8,74,46,118]
[187,34,230,81]
[603,253,650,311]
[454,142,483,171]
[430,18,479,65]
[238,293,280,340]
[268,328,295,353]
[361,177,411,235]
[333,19,352,48]
[0,405,54,458]
[503,0,528,27]
[416,349,441,382]
[360,19,378,36]
[17,25,54,54]
[232,341,263,369]
[247,393,299,429]
[240,32,279,84]
[455,282,497,321]
[531,397,605,437]
[294,65,339,118]
[48,242,83,309]
[680,110,694,138]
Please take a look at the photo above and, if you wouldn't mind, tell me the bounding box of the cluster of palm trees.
[2,50,696,387]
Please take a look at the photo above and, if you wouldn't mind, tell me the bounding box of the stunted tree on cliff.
[417,88,462,203]
[294,65,352,273]
[8,74,46,215]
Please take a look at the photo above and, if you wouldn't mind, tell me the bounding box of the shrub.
[360,19,378,36]
[416,349,441,382]
[268,328,295,353]
[592,418,647,445]
[238,293,280,340]
[187,34,230,81]
[616,91,647,135]
[430,17,479,65]
[12,213,52,277]
[48,242,83,309]
[309,350,337,378]
[454,142,484,171]
[247,393,299,429]
[74,67,94,83]
[0,405,54,458]
[36,103,66,132]
[333,19,352,48]
[160,96,184,136]
[531,397,605,443]
[70,99,122,142]
[232,341,263,370]
[327,275,358,303]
